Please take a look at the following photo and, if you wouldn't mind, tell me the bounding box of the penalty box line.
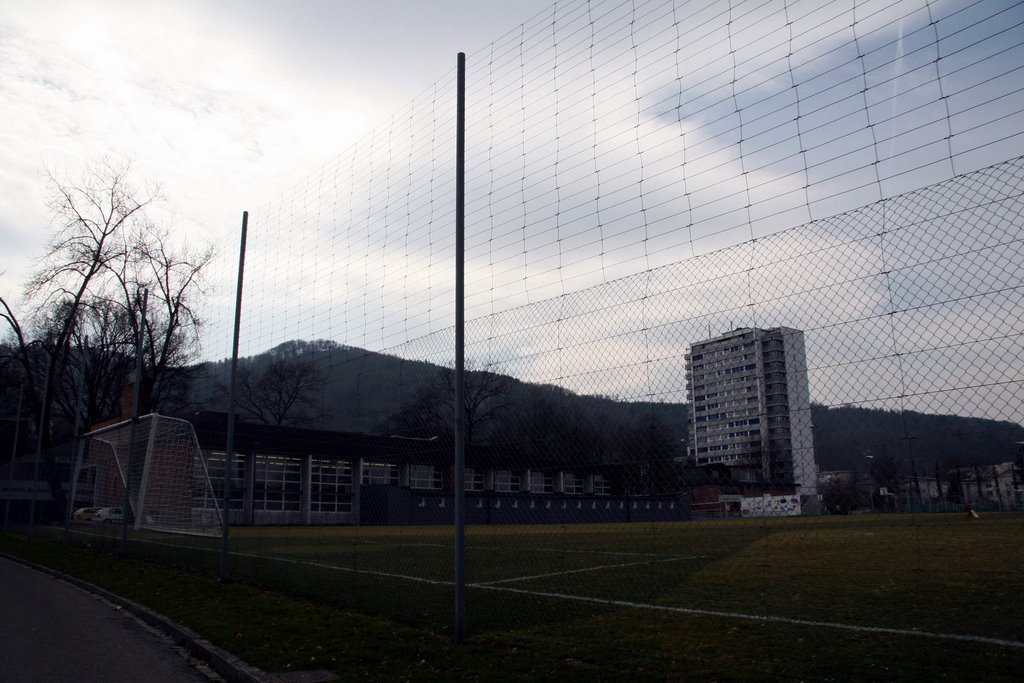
[470,555,704,587]
[471,584,1024,650]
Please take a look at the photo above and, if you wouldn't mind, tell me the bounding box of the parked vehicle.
[72,507,102,521]
[93,507,124,524]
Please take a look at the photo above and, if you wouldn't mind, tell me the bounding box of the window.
[409,464,441,490]
[529,471,553,494]
[593,475,611,495]
[493,470,520,492]
[205,451,245,510]
[253,454,301,512]
[561,473,584,495]
[310,459,352,513]
[464,468,484,492]
[362,462,399,486]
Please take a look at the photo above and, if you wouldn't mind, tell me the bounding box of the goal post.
[74,413,222,536]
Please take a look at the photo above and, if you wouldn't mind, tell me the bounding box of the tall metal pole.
[64,337,89,542]
[3,385,24,532]
[28,352,54,538]
[122,289,148,552]
[454,51,467,645]
[221,211,248,582]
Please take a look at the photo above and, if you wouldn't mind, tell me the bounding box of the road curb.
[0,552,275,683]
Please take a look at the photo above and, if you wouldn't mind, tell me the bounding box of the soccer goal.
[72,414,222,536]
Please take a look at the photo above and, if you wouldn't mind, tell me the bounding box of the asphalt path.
[0,557,213,682]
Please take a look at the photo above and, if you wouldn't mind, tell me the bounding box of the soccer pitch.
[70,512,1024,651]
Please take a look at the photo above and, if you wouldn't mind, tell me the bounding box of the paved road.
[0,557,214,682]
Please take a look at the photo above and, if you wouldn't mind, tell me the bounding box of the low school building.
[187,412,689,526]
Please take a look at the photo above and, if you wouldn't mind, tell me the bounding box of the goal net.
[72,414,222,535]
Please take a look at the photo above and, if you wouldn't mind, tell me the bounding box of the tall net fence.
[50,0,1024,678]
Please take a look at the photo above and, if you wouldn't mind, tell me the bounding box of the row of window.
[492,470,608,495]
[689,353,755,373]
[693,385,756,402]
[689,341,754,363]
[695,428,762,446]
[205,454,612,506]
[696,440,760,454]
[695,396,757,413]
[691,374,763,393]
[690,365,757,383]
[694,409,763,434]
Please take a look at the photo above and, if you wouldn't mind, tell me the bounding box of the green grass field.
[51,513,1024,680]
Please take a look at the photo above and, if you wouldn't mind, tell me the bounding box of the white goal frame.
[72,413,222,536]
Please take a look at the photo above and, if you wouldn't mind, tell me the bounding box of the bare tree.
[236,360,327,427]
[1,160,157,445]
[378,365,512,444]
[123,226,214,412]
[491,386,602,466]
[1,159,212,447]
[609,412,681,495]
[51,299,135,433]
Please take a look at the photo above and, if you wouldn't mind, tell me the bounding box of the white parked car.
[72,507,102,521]
[93,507,124,524]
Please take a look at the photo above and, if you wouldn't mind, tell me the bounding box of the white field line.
[69,528,454,586]
[472,584,1024,650]
[65,528,1024,650]
[471,555,703,586]
[353,538,668,559]
[472,545,667,559]
[229,550,453,586]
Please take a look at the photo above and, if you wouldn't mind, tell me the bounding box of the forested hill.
[810,405,1023,471]
[195,339,1024,471]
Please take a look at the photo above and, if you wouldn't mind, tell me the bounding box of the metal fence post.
[28,353,54,538]
[454,50,467,645]
[64,337,89,542]
[3,385,24,532]
[222,210,249,582]
[122,288,148,553]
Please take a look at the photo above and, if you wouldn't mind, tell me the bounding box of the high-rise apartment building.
[685,327,817,503]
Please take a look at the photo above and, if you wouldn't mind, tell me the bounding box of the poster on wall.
[741,494,801,517]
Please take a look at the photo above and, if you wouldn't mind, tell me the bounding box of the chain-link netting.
[46,0,1024,678]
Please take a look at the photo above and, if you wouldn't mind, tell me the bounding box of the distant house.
[955,462,1023,510]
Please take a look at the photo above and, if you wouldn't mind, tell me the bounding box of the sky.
[2,0,1022,423]
[0,0,554,302]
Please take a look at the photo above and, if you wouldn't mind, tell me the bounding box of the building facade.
[70,412,687,527]
[685,327,818,507]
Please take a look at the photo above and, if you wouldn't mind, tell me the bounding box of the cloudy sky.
[0,0,553,300]
[2,0,1021,423]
